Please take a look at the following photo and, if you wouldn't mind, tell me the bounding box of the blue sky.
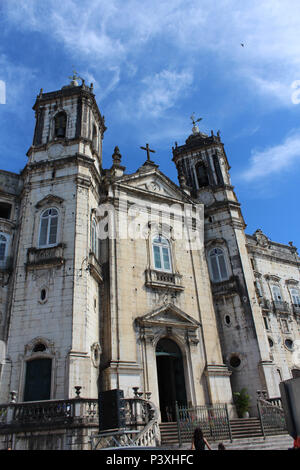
[0,0,300,248]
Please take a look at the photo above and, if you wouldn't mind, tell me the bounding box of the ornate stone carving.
[254,229,270,248]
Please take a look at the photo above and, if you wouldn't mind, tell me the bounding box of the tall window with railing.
[291,288,300,307]
[208,247,228,282]
[152,235,172,272]
[38,208,59,247]
[91,219,98,258]
[0,233,8,266]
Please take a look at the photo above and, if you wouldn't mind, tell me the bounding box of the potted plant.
[233,388,251,418]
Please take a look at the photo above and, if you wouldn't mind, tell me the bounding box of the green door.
[24,358,52,401]
[156,338,187,421]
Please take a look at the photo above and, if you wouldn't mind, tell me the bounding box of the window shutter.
[210,255,220,281]
[162,247,171,271]
[0,242,5,260]
[153,245,162,269]
[39,217,48,246]
[48,215,58,244]
[218,253,228,280]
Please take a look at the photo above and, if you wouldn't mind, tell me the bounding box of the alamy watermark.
[0,80,6,104]
[291,80,300,104]
[93,191,204,251]
[292,340,300,368]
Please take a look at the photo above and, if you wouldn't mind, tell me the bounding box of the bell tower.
[28,73,106,171]
[0,77,106,403]
[172,119,272,413]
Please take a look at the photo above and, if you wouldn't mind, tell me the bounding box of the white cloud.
[0,54,37,109]
[138,69,193,117]
[241,130,300,181]
[3,0,300,107]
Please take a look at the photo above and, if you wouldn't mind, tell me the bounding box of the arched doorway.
[156,338,187,422]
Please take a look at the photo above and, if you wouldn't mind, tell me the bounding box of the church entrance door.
[155,338,187,422]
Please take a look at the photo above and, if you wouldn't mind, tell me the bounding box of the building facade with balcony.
[0,78,299,449]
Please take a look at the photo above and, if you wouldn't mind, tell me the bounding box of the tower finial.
[68,67,84,86]
[190,113,202,135]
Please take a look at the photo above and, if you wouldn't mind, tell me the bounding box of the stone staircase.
[159,418,291,449]
[230,417,263,439]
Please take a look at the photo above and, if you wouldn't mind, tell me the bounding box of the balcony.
[26,244,65,270]
[0,393,159,450]
[88,252,103,283]
[260,298,271,310]
[0,256,13,272]
[211,275,239,298]
[272,300,290,314]
[292,304,300,316]
[145,268,184,291]
[0,398,98,432]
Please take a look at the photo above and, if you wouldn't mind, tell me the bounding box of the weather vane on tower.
[190,113,202,135]
[68,67,84,86]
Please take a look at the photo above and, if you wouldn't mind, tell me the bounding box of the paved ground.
[159,434,294,451]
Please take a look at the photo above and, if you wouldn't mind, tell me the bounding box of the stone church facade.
[0,78,299,446]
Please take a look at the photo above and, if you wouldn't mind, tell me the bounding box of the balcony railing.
[292,304,300,315]
[0,393,160,449]
[0,256,13,272]
[0,398,99,430]
[260,298,271,310]
[273,300,290,313]
[88,252,103,283]
[145,268,184,291]
[26,244,65,269]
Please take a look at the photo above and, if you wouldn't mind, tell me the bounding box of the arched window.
[0,233,8,263]
[91,219,98,257]
[272,285,282,301]
[291,288,300,307]
[39,208,59,247]
[152,235,172,272]
[209,247,228,282]
[54,111,67,138]
[195,162,209,187]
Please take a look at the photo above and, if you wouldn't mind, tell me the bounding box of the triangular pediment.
[136,303,200,329]
[36,194,64,208]
[116,167,192,203]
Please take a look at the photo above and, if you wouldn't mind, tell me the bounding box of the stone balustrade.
[145,268,184,291]
[26,244,65,269]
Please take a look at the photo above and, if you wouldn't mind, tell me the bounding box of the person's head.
[193,427,204,442]
[218,442,226,450]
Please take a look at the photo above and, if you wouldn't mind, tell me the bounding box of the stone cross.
[140,143,155,162]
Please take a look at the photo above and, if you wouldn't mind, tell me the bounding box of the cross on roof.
[140,143,155,162]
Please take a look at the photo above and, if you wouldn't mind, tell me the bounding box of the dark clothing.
[194,439,205,451]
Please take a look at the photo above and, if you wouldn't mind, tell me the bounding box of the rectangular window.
[263,316,269,330]
[291,289,300,306]
[255,280,263,297]
[272,285,282,301]
[0,202,12,220]
[281,319,289,333]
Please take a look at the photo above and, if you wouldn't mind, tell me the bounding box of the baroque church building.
[0,77,299,448]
